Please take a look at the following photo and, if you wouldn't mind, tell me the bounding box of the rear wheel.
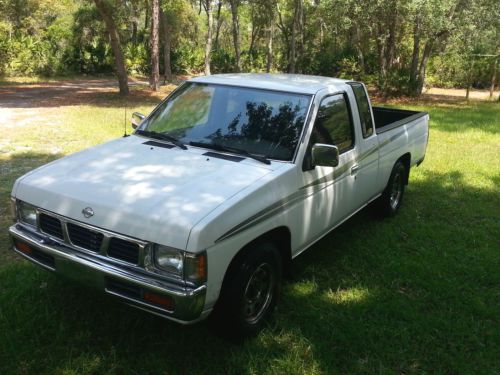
[213,242,282,337]
[378,161,407,217]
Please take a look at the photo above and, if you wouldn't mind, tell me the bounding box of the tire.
[213,242,282,337]
[378,161,407,217]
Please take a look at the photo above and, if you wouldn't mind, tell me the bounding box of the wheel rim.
[389,170,403,210]
[243,263,274,324]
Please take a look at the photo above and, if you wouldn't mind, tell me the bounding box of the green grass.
[0,91,499,374]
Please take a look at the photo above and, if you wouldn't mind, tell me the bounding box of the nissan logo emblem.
[82,207,94,218]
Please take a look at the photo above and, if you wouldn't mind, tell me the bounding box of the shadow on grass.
[280,168,499,373]
[0,154,498,374]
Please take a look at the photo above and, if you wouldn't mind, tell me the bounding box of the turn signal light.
[15,240,32,255]
[143,291,174,311]
[185,252,207,285]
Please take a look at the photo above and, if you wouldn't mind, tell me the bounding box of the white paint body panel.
[11,74,429,317]
[14,135,275,250]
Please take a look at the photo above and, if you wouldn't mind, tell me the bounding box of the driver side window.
[310,93,354,154]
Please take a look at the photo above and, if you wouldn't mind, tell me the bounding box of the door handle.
[350,165,359,175]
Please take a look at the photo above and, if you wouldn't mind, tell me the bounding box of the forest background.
[0,0,498,96]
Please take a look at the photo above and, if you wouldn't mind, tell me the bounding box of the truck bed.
[373,105,429,193]
[373,107,428,133]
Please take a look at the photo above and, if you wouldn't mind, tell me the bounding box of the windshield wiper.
[135,129,187,150]
[189,141,270,165]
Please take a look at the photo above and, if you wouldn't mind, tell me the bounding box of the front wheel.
[378,161,407,217]
[213,242,282,337]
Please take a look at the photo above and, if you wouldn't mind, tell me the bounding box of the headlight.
[17,201,37,227]
[152,245,207,284]
[154,245,184,277]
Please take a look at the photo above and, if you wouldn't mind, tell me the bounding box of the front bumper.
[9,223,209,324]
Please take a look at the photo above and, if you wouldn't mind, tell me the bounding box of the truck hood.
[14,135,276,249]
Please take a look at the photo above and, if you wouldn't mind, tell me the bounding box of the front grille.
[108,237,140,264]
[39,213,63,239]
[67,222,103,252]
[34,210,144,266]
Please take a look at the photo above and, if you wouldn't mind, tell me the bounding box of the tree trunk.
[214,1,222,51]
[289,26,296,73]
[490,57,497,99]
[289,0,301,73]
[132,21,138,44]
[377,26,387,92]
[298,0,305,69]
[466,57,475,100]
[386,11,397,71]
[409,17,421,94]
[248,5,261,59]
[354,24,364,73]
[149,0,160,91]
[94,0,129,95]
[319,18,324,44]
[228,0,241,72]
[144,0,150,30]
[160,8,172,83]
[276,3,289,53]
[131,1,139,44]
[415,40,433,96]
[203,0,213,75]
[266,22,274,73]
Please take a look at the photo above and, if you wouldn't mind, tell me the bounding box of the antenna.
[123,96,129,137]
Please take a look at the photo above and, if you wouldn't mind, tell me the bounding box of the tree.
[1,0,497,97]
[160,6,172,82]
[289,0,302,73]
[150,0,160,90]
[276,0,304,74]
[228,0,241,72]
[201,0,214,75]
[372,0,408,94]
[266,21,274,73]
[213,1,223,50]
[93,0,129,95]
[408,0,470,96]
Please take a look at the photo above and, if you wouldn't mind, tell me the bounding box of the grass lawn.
[0,84,498,374]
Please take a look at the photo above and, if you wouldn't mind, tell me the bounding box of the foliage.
[124,43,148,74]
[0,0,497,93]
[69,4,112,74]
[170,43,204,73]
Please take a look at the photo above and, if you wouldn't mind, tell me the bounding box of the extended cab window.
[311,94,354,153]
[350,82,374,138]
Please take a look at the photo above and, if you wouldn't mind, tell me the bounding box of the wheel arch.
[397,152,411,185]
[219,226,292,294]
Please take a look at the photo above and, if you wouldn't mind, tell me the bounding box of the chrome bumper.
[9,224,209,324]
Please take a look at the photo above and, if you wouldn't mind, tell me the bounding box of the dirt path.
[425,87,499,100]
[0,78,172,129]
[0,78,149,107]
[1,78,497,128]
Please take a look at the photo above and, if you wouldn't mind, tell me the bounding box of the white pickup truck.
[9,74,428,335]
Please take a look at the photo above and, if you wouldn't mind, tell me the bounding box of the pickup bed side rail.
[373,107,428,134]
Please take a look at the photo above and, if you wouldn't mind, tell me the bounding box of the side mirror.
[311,143,339,167]
[131,112,146,129]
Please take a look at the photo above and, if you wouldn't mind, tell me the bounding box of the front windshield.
[140,82,312,161]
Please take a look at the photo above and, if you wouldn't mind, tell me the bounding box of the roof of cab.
[189,73,350,95]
